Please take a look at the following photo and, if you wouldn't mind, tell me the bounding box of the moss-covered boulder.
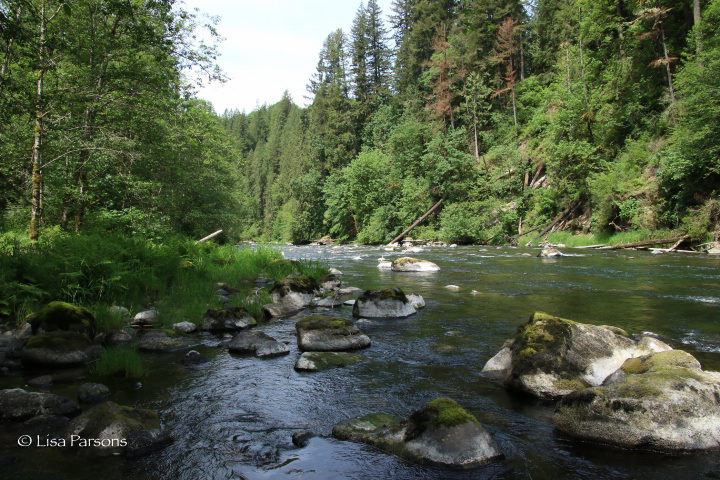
[26,301,96,335]
[269,275,320,308]
[352,288,417,318]
[201,307,256,332]
[296,315,371,351]
[229,331,289,358]
[390,257,440,272]
[64,401,173,457]
[0,388,80,421]
[554,352,720,451]
[137,331,187,352]
[21,331,99,366]
[319,274,341,291]
[332,398,502,468]
[294,351,365,371]
[482,312,659,399]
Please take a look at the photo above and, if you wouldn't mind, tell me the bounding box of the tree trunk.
[30,0,47,242]
[659,22,676,104]
[694,0,703,56]
[387,197,445,246]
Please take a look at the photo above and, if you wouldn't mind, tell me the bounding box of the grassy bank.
[0,231,328,329]
[516,229,680,247]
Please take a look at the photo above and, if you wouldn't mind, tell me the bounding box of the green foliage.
[93,345,145,379]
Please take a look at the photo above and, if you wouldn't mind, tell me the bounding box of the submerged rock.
[352,288,417,318]
[229,331,289,358]
[554,350,720,451]
[537,247,562,258]
[482,312,670,399]
[201,307,256,332]
[181,350,211,365]
[294,351,365,371]
[21,331,99,366]
[25,301,96,334]
[78,383,110,403]
[390,257,440,272]
[296,315,371,352]
[332,398,502,468]
[0,388,80,421]
[27,375,53,388]
[269,275,320,308]
[314,296,344,308]
[137,331,186,352]
[64,401,173,457]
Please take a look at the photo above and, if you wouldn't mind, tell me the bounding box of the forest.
[1,0,719,246]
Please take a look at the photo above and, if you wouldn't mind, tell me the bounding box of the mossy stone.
[392,257,421,266]
[296,315,353,332]
[26,301,96,334]
[511,312,575,376]
[25,331,91,352]
[205,306,250,321]
[269,275,320,296]
[621,350,701,375]
[406,398,478,440]
[356,287,408,304]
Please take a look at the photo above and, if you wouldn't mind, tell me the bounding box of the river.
[2,244,720,479]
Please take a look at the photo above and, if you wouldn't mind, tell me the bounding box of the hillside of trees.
[2,0,719,245]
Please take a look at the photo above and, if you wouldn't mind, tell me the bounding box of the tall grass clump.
[517,228,678,247]
[93,344,145,378]
[90,304,130,334]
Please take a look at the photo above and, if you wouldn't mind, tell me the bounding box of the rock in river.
[25,301,96,334]
[294,351,365,371]
[390,257,440,272]
[64,401,173,457]
[0,388,80,421]
[201,307,256,332]
[269,275,320,308]
[352,288,417,318]
[554,349,720,451]
[296,315,371,352]
[137,331,186,352]
[482,312,672,399]
[21,331,100,367]
[229,331,289,358]
[332,398,502,468]
[78,383,110,403]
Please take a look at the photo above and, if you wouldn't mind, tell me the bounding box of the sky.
[180,0,395,115]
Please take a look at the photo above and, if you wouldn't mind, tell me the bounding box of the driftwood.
[525,199,583,246]
[196,229,223,244]
[387,197,445,246]
[598,234,690,250]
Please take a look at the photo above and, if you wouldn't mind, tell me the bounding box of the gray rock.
[181,350,211,365]
[64,401,172,457]
[172,321,197,334]
[537,247,562,257]
[352,288,417,319]
[296,315,371,352]
[391,257,441,272]
[406,294,426,309]
[78,383,110,403]
[329,268,343,275]
[314,296,343,308]
[229,331,289,358]
[336,286,364,296]
[263,303,305,318]
[294,351,365,371]
[483,312,671,399]
[107,329,133,346]
[554,351,720,451]
[0,388,80,421]
[319,274,341,291]
[292,430,314,448]
[333,398,502,468]
[254,277,273,284]
[269,276,320,308]
[21,331,98,366]
[13,322,32,340]
[137,331,186,352]
[27,375,53,388]
[343,299,356,306]
[132,310,160,326]
[201,307,256,332]
[108,305,129,316]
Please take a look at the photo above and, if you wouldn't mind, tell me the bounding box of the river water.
[2,244,720,479]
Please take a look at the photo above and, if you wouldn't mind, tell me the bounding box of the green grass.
[517,229,678,247]
[90,304,129,334]
[93,344,145,378]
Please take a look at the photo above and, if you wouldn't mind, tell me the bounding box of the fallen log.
[196,229,223,244]
[525,199,583,246]
[387,197,445,246]
[599,234,690,250]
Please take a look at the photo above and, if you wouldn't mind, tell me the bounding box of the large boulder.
[554,350,720,451]
[201,307,256,332]
[391,257,440,272]
[294,351,365,371]
[21,331,100,366]
[296,315,371,352]
[263,303,304,318]
[228,331,289,358]
[352,288,417,319]
[25,301,96,335]
[0,388,80,421]
[269,275,320,308]
[64,401,173,457]
[332,398,502,468]
[131,310,160,327]
[482,312,671,399]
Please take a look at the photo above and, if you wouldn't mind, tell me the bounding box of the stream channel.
[2,244,720,479]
